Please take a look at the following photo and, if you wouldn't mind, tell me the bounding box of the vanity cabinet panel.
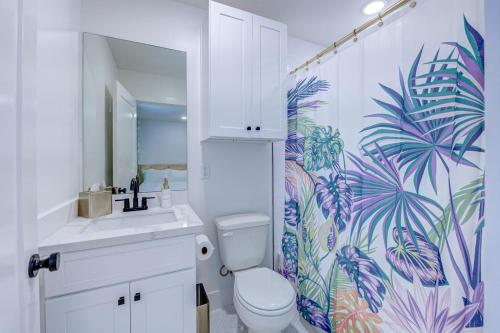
[44,235,195,298]
[45,283,130,333]
[130,269,196,333]
[209,1,253,138]
[252,15,287,140]
[43,237,197,333]
[206,1,287,141]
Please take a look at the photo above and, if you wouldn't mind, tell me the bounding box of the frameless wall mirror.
[82,33,187,193]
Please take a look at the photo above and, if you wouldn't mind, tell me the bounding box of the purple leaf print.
[463,281,484,327]
[285,199,301,227]
[297,295,331,332]
[386,227,448,287]
[315,174,352,232]
[287,77,330,140]
[385,278,479,333]
[281,232,298,282]
[336,246,388,313]
[285,137,305,164]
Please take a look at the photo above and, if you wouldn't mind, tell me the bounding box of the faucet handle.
[141,196,156,209]
[115,198,130,211]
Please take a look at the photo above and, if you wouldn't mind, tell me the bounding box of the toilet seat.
[234,267,295,316]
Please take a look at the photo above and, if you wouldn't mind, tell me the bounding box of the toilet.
[215,214,297,333]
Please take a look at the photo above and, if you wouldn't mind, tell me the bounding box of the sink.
[84,209,178,232]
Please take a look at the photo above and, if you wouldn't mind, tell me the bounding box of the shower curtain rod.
[289,0,417,75]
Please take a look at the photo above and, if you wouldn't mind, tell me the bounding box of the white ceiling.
[177,0,397,46]
[137,101,187,122]
[107,37,187,78]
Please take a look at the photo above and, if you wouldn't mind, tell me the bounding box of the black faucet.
[130,176,140,209]
[115,176,155,212]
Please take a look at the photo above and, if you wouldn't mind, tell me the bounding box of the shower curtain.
[280,0,485,332]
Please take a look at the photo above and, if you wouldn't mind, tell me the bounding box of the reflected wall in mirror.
[83,33,187,193]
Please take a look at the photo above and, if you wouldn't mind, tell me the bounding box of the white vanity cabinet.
[206,1,287,141]
[42,235,196,333]
[45,283,131,333]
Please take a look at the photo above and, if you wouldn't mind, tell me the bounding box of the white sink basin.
[84,209,178,232]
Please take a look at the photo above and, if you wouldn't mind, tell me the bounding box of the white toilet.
[215,214,297,333]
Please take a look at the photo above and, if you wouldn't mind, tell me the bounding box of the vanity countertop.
[39,204,204,254]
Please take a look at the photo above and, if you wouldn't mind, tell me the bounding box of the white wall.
[287,36,325,73]
[82,33,119,190]
[484,0,500,331]
[36,0,82,240]
[138,119,187,164]
[36,0,322,311]
[80,0,273,309]
[118,69,187,105]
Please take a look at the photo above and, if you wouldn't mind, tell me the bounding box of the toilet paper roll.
[195,234,214,261]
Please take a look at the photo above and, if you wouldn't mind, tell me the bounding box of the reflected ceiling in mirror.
[82,33,187,193]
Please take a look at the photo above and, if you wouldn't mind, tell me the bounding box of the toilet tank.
[215,213,270,272]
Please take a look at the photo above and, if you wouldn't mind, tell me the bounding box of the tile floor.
[210,305,301,333]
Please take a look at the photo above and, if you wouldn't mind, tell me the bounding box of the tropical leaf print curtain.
[280,1,485,332]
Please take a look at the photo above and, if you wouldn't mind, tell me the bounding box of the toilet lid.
[235,267,295,312]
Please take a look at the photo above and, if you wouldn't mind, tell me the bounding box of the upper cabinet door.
[130,269,196,333]
[209,1,253,138]
[252,15,287,140]
[45,283,130,333]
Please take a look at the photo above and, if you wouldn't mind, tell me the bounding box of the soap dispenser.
[160,178,172,208]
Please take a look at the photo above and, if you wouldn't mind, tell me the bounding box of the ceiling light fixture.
[362,1,386,15]
[181,116,187,120]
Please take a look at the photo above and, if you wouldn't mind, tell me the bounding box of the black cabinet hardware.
[28,252,60,278]
[118,296,125,306]
[255,126,261,131]
[246,126,252,131]
[134,292,141,302]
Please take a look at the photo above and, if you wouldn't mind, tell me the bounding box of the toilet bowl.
[233,267,297,333]
[215,214,298,333]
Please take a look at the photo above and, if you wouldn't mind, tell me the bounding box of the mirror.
[82,33,187,193]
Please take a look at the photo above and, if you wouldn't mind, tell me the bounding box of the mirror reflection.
[82,33,187,193]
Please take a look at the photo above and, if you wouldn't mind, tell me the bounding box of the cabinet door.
[131,269,196,333]
[252,15,287,140]
[209,1,253,138]
[45,283,130,333]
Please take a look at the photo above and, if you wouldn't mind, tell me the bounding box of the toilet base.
[248,329,281,333]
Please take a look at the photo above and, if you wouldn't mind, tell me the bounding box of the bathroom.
[1,0,499,332]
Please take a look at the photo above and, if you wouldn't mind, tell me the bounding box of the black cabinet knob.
[28,252,60,278]
[118,296,125,306]
[255,126,261,131]
[134,292,141,302]
[246,126,252,131]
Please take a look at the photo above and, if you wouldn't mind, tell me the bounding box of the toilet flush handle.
[221,232,234,238]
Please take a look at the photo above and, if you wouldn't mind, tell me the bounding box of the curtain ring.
[316,56,321,65]
[333,42,338,54]
[353,29,358,42]
[377,13,384,27]
[305,60,310,71]
[410,1,417,8]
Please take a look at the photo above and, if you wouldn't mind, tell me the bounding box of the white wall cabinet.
[206,1,287,141]
[43,236,196,333]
